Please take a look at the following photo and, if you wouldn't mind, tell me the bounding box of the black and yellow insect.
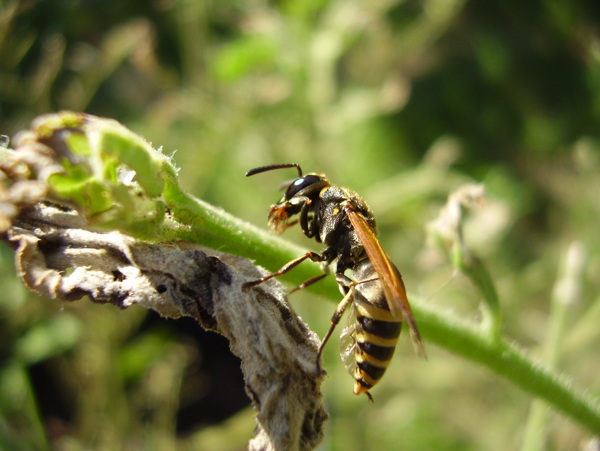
[244,163,425,399]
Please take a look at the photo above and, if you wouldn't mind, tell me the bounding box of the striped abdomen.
[340,275,402,396]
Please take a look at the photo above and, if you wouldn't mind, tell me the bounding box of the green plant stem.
[161,184,600,434]
[417,303,600,434]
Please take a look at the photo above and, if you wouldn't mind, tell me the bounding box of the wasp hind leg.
[316,282,356,375]
[317,272,373,370]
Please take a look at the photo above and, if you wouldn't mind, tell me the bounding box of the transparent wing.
[339,303,358,375]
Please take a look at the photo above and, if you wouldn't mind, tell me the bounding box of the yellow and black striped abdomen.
[341,294,402,396]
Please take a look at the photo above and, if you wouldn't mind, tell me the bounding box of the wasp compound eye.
[285,175,322,199]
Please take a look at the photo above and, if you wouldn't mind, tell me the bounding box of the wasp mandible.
[244,163,425,399]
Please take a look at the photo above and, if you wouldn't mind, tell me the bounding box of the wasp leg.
[299,199,316,238]
[316,283,356,375]
[242,251,325,289]
[288,272,329,294]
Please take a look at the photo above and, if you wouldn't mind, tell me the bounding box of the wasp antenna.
[246,163,302,177]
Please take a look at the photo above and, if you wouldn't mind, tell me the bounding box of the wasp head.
[267,174,327,232]
[246,164,330,234]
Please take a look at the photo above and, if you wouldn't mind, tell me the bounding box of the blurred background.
[1,0,599,449]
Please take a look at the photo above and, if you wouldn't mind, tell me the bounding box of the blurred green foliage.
[1,0,599,449]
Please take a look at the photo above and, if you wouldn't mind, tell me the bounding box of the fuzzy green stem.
[417,303,600,434]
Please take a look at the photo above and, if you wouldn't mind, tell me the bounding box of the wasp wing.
[344,203,426,358]
[339,302,359,375]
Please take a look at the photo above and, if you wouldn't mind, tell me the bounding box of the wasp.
[244,163,425,399]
